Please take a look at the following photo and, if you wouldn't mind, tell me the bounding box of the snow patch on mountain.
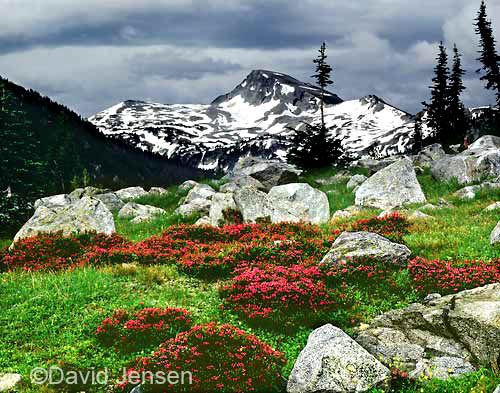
[89,70,416,170]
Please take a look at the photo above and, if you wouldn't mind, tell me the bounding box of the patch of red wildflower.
[2,231,130,272]
[408,257,500,294]
[120,323,286,393]
[341,213,410,242]
[96,307,192,351]
[220,264,349,328]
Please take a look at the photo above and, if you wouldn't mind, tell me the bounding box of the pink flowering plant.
[96,307,193,351]
[120,323,286,393]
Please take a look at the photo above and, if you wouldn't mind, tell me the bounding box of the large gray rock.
[231,156,302,191]
[490,219,500,245]
[208,193,237,226]
[454,182,500,200]
[11,197,115,247]
[175,198,212,217]
[184,184,216,204]
[148,187,169,195]
[174,184,217,217]
[430,135,500,184]
[233,184,329,224]
[92,192,125,211]
[233,187,272,223]
[352,157,400,174]
[268,183,330,224]
[355,158,426,209]
[287,324,389,393]
[320,231,411,266]
[219,176,266,193]
[347,174,368,191]
[115,186,148,200]
[178,180,199,192]
[356,283,500,380]
[118,202,166,220]
[414,143,447,167]
[69,186,110,199]
[469,135,500,150]
[34,194,78,210]
[0,373,22,392]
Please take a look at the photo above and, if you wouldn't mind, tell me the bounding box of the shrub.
[220,264,348,329]
[96,307,192,351]
[3,232,86,272]
[322,257,402,288]
[2,231,131,272]
[342,213,410,242]
[120,323,286,393]
[408,257,500,294]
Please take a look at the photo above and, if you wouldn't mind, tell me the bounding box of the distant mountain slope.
[0,76,211,195]
[90,70,416,170]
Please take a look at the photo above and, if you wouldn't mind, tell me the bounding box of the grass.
[2,169,500,392]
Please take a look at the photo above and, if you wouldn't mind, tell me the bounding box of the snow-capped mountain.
[89,70,415,170]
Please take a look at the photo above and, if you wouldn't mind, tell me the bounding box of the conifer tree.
[422,42,451,144]
[287,43,349,169]
[474,0,500,107]
[448,44,470,144]
[312,42,333,128]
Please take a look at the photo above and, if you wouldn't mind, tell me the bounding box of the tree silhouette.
[474,0,500,107]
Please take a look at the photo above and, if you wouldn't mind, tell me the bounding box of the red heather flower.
[96,307,192,351]
[122,323,286,392]
[408,257,500,294]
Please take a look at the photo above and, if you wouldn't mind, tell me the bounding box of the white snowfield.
[89,70,416,169]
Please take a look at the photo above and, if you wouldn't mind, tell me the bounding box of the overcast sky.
[0,0,498,117]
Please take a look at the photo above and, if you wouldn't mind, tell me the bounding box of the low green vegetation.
[1,169,500,392]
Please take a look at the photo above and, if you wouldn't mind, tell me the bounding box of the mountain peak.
[211,69,343,108]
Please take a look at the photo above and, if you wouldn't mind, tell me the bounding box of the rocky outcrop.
[490,219,500,245]
[118,202,166,221]
[115,186,148,200]
[356,283,500,380]
[69,186,110,199]
[149,187,169,195]
[230,156,302,191]
[352,157,400,174]
[453,182,500,200]
[331,206,366,220]
[92,192,125,211]
[268,183,330,224]
[208,193,237,226]
[320,231,411,266]
[355,158,426,209]
[287,324,389,393]
[179,180,199,192]
[414,143,447,167]
[220,176,266,193]
[234,183,329,224]
[347,174,367,191]
[175,184,217,217]
[11,197,115,247]
[34,194,78,210]
[430,135,500,184]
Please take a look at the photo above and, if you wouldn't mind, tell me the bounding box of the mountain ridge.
[89,70,417,170]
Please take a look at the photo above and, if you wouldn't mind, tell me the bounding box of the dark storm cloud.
[0,0,498,117]
[129,51,242,80]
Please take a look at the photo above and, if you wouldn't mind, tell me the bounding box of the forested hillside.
[0,77,212,234]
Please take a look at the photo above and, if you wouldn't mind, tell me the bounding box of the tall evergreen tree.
[422,42,451,144]
[448,44,470,144]
[0,82,46,231]
[312,42,334,128]
[474,0,500,107]
[287,43,349,169]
